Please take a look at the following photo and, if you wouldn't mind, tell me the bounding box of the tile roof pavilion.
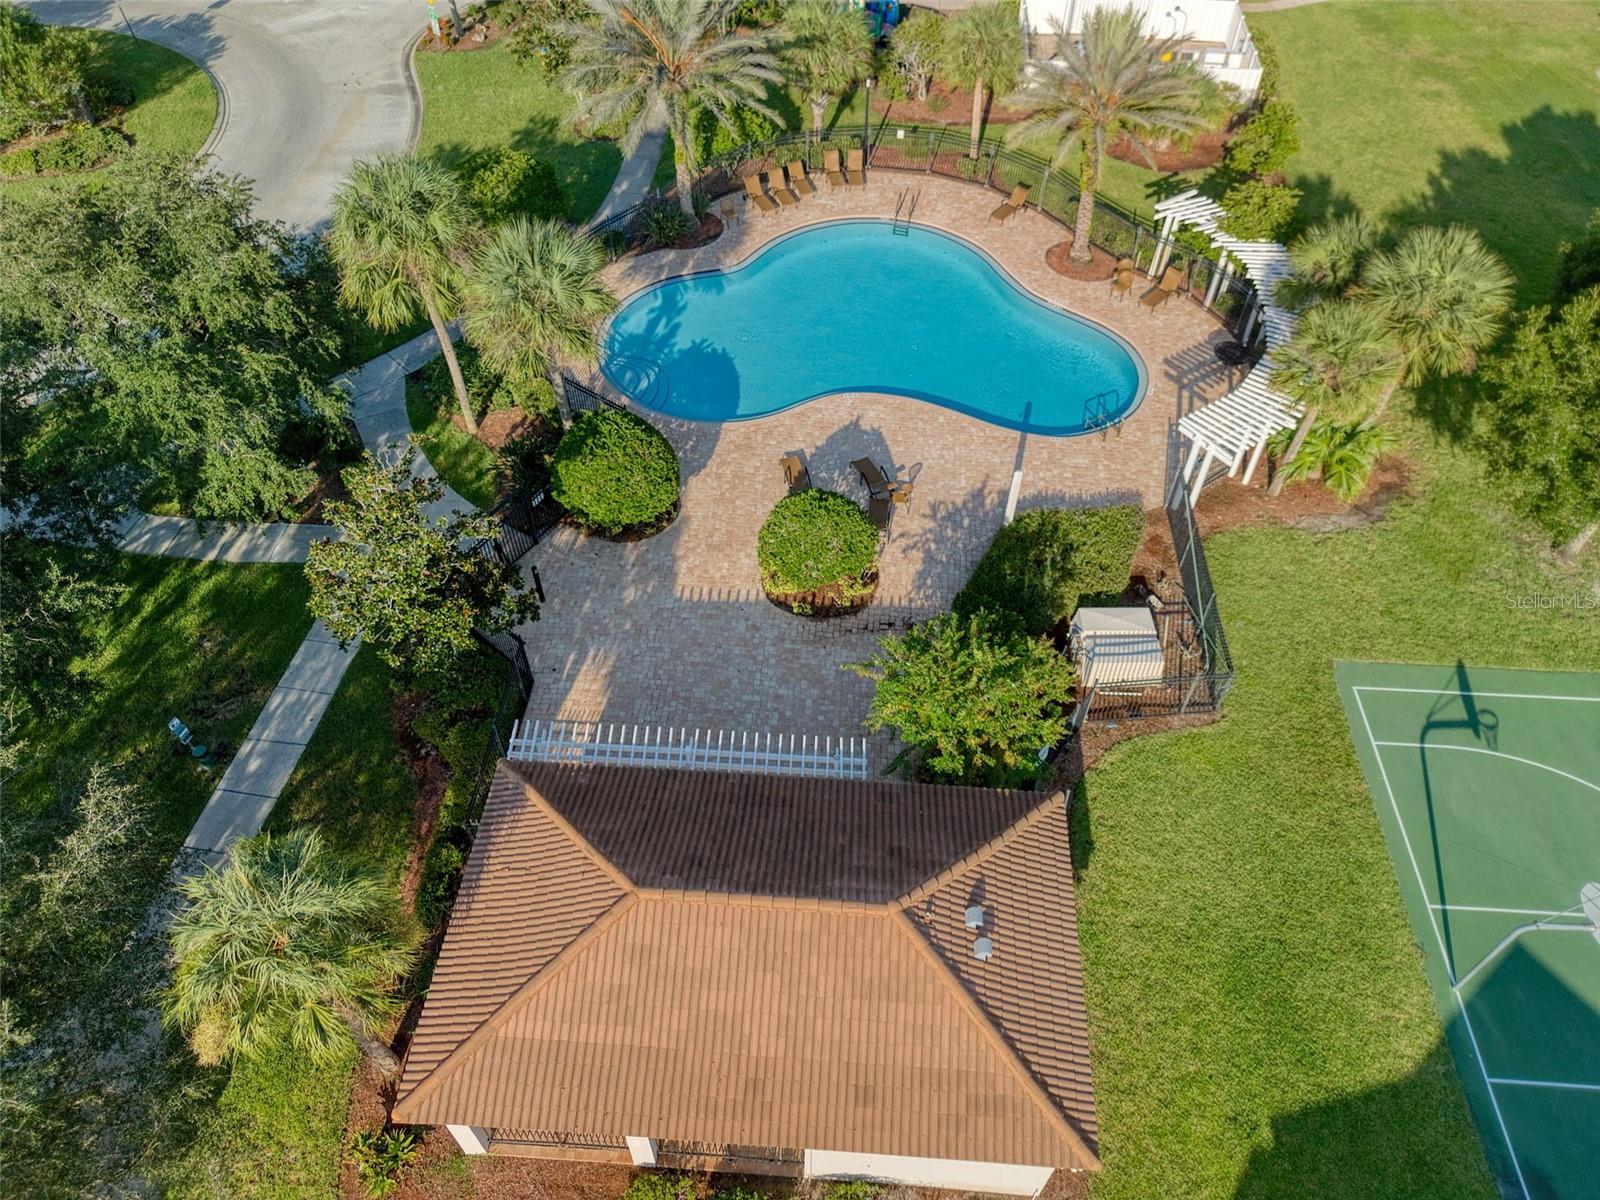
[393,760,1100,1178]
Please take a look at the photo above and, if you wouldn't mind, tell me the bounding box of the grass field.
[1254,0,1600,302]
[414,42,621,223]
[1072,425,1600,1200]
[404,375,503,510]
[0,29,217,199]
[1337,662,1600,1200]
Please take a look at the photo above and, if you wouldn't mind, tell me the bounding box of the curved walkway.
[26,0,424,231]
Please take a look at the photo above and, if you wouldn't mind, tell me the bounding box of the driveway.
[27,0,424,230]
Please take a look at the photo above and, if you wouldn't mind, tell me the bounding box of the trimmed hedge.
[549,407,679,536]
[953,504,1144,636]
[459,146,564,224]
[1,122,125,177]
[757,488,879,598]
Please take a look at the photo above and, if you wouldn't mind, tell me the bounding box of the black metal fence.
[1071,483,1236,728]
[586,126,1261,337]
[561,374,627,417]
[471,489,563,568]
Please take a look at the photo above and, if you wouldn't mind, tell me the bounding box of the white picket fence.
[506,719,870,779]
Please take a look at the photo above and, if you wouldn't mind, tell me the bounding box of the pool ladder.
[892,188,919,236]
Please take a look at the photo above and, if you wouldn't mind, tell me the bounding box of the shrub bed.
[953,504,1144,636]
[757,488,880,616]
[549,407,679,537]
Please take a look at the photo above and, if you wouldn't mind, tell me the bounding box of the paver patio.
[520,173,1237,768]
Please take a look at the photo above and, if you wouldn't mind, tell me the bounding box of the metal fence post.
[985,144,997,187]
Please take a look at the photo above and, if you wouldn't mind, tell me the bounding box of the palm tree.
[1361,224,1515,385]
[941,1,1024,160]
[561,0,782,218]
[1278,213,1378,310]
[781,0,875,138]
[164,828,417,1075]
[1009,7,1207,263]
[462,217,618,390]
[1267,299,1402,495]
[330,156,479,432]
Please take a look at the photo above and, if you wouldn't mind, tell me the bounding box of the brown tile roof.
[393,761,1099,1171]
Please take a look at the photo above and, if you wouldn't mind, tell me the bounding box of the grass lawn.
[1254,0,1600,302]
[0,29,216,199]
[6,551,311,853]
[1074,429,1600,1199]
[404,373,503,510]
[415,42,622,223]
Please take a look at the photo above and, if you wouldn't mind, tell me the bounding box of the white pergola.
[1151,190,1302,503]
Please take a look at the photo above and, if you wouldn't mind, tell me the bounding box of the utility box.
[1069,606,1165,691]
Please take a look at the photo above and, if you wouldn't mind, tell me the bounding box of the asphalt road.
[28,0,425,230]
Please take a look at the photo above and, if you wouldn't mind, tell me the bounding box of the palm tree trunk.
[1068,144,1101,263]
[1558,521,1597,564]
[674,153,696,219]
[1267,405,1319,497]
[968,83,985,159]
[812,95,826,138]
[421,285,476,435]
[341,1011,400,1076]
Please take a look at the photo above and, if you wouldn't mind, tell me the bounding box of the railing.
[471,489,562,567]
[585,126,1259,336]
[506,719,871,779]
[561,374,626,416]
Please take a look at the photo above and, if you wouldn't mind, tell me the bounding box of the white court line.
[1352,689,1532,1200]
[1371,742,1600,795]
[1354,685,1600,703]
[1488,1077,1600,1095]
[1431,904,1589,918]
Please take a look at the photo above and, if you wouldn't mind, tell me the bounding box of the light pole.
[863,76,875,176]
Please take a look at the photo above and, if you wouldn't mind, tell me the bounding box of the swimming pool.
[601,220,1146,436]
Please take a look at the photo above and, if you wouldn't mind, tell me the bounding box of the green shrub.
[757,489,879,600]
[497,422,563,495]
[708,1187,767,1200]
[818,1185,884,1200]
[419,343,544,418]
[623,1172,697,1200]
[0,145,38,176]
[640,200,694,248]
[34,122,124,172]
[693,101,780,165]
[459,146,564,224]
[953,505,1143,636]
[1219,178,1302,241]
[501,0,590,73]
[550,407,679,535]
[1224,98,1301,177]
[849,611,1076,787]
[1267,418,1399,501]
[348,1129,418,1198]
[1553,208,1600,304]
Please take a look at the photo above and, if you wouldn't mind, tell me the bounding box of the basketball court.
[1336,662,1600,1200]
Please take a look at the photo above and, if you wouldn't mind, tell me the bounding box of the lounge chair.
[867,494,894,534]
[743,173,778,214]
[824,148,848,190]
[785,161,816,197]
[780,454,811,494]
[990,183,1029,223]
[1110,267,1136,301]
[852,457,893,498]
[767,170,799,206]
[1139,266,1186,312]
[845,147,866,187]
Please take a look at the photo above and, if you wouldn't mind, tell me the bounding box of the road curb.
[403,27,425,154]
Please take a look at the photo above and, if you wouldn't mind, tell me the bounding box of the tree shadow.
[426,113,623,224]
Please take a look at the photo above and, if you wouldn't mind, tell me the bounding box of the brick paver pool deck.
[520,174,1236,768]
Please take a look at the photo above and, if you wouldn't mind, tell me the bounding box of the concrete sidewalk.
[115,511,335,563]
[589,108,669,227]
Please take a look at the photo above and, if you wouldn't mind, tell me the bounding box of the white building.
[1019,0,1264,97]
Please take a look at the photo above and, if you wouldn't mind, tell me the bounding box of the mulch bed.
[448,405,542,452]
[1106,125,1234,172]
[872,80,1033,127]
[416,12,502,52]
[292,463,353,525]
[1195,454,1412,536]
[764,571,879,619]
[391,691,450,909]
[1045,237,1118,281]
[623,213,726,261]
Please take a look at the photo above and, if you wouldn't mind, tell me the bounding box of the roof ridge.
[894,790,1068,911]
[891,906,1100,1171]
[632,886,892,916]
[503,758,638,893]
[393,891,638,1122]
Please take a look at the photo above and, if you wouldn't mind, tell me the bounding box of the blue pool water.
[601,220,1146,436]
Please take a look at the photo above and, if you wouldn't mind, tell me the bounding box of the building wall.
[803,1148,1055,1197]
[1023,0,1246,45]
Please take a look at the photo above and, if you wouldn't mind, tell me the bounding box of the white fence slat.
[505,719,868,779]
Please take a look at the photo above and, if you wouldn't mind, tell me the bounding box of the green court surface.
[1337,662,1600,1200]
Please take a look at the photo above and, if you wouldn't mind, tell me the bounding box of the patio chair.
[845,147,866,187]
[785,161,816,197]
[824,148,848,189]
[1110,267,1136,301]
[1115,257,1135,273]
[852,457,893,498]
[889,478,915,504]
[867,494,894,534]
[780,454,811,494]
[743,173,779,214]
[990,183,1030,224]
[1139,265,1187,313]
[767,170,800,206]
